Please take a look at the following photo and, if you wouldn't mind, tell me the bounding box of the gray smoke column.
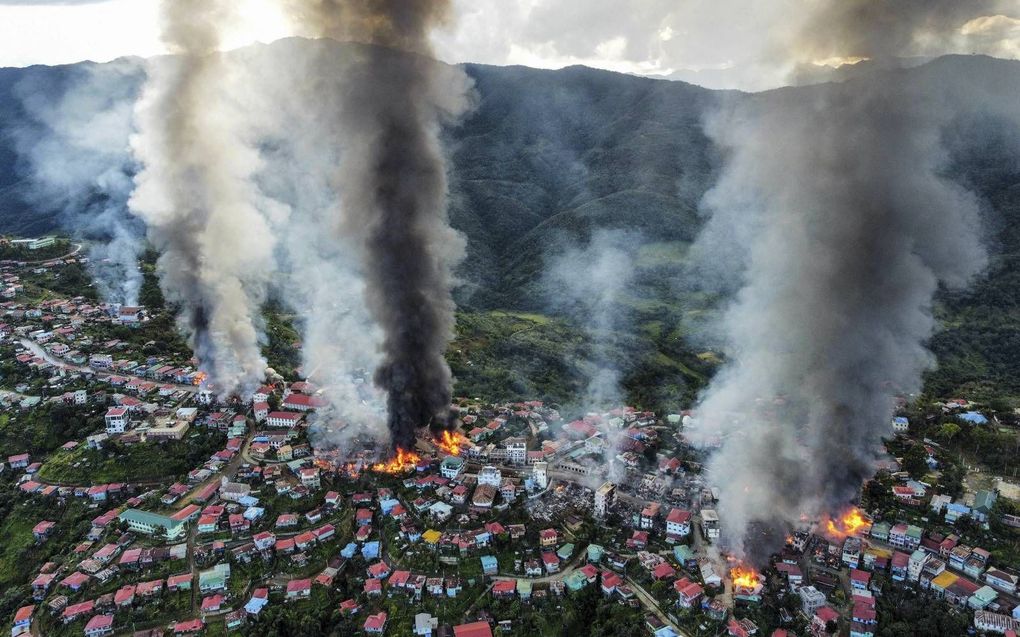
[129,0,276,395]
[12,61,145,305]
[692,2,1010,563]
[283,1,472,450]
[545,230,637,409]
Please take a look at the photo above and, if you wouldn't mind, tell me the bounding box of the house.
[799,586,827,615]
[364,611,388,634]
[666,508,692,539]
[440,456,465,479]
[83,614,114,637]
[675,577,704,608]
[453,621,494,637]
[891,552,909,581]
[266,411,302,428]
[201,594,225,614]
[245,588,270,615]
[32,520,55,541]
[541,552,560,573]
[286,578,312,600]
[13,606,33,633]
[889,523,922,550]
[173,618,204,636]
[985,568,1019,594]
[701,508,720,539]
[61,600,95,624]
[973,610,1020,635]
[539,528,558,547]
[812,606,839,637]
[481,555,499,575]
[105,407,128,434]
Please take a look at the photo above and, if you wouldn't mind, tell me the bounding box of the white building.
[532,462,548,490]
[799,586,827,615]
[908,549,929,582]
[505,438,527,465]
[267,411,302,429]
[477,466,502,487]
[701,508,720,540]
[440,456,465,480]
[594,482,616,519]
[105,407,128,434]
[666,508,692,537]
[73,390,87,405]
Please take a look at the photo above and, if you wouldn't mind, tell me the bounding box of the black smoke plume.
[282,1,471,450]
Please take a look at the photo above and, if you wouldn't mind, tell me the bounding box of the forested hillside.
[1,44,1018,410]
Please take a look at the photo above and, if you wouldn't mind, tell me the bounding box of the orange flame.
[822,507,869,540]
[192,371,208,386]
[435,430,468,456]
[371,448,421,474]
[730,564,762,591]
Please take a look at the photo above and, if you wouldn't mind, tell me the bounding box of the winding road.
[18,338,198,394]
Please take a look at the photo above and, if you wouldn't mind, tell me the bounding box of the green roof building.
[587,544,605,563]
[118,509,187,540]
[199,563,231,593]
[557,543,575,560]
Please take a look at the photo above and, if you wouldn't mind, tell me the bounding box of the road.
[19,338,198,394]
[19,242,83,266]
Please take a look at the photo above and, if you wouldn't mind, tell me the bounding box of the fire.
[730,564,762,591]
[371,448,421,474]
[823,507,869,540]
[435,430,468,456]
[192,371,208,386]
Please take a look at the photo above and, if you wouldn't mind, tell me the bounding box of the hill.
[0,44,1018,410]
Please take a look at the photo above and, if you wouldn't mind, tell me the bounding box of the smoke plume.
[693,3,1014,563]
[544,230,637,409]
[12,61,145,305]
[128,0,276,395]
[283,1,472,450]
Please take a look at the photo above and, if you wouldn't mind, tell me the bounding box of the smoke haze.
[693,3,1015,563]
[283,1,472,450]
[128,0,276,395]
[12,60,145,305]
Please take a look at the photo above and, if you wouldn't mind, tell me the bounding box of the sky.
[1,0,1018,90]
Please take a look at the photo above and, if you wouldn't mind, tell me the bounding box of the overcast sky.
[1,0,1017,90]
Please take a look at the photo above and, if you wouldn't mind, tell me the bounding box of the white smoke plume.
[692,2,1019,563]
[544,230,637,410]
[128,0,276,396]
[12,60,145,305]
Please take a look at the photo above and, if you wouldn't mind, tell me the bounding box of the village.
[0,253,1019,637]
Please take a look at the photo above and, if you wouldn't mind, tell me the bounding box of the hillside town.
[1,255,1020,637]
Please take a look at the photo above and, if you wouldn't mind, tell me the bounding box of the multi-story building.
[105,407,128,434]
[477,466,502,487]
[505,438,527,465]
[594,482,616,519]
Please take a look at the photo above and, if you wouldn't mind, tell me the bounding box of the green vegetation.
[0,237,72,261]
[38,428,226,484]
[0,402,103,458]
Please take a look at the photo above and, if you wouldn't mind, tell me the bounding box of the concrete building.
[594,482,616,519]
[105,407,128,434]
[477,466,502,487]
[799,586,827,615]
[532,462,548,490]
[701,509,720,540]
[118,509,187,540]
[505,438,527,465]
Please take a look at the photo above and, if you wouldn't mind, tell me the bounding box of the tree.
[901,445,928,479]
[935,422,960,443]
